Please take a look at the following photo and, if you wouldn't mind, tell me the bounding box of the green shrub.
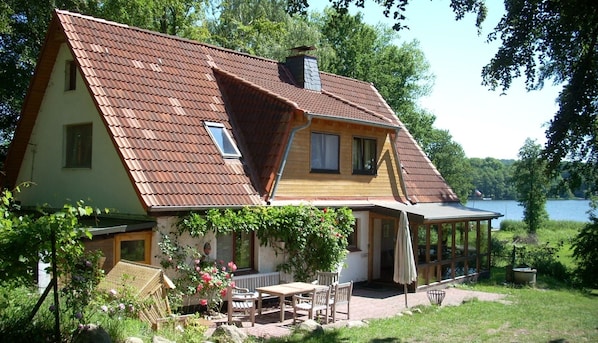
[572,200,598,288]
[0,282,64,342]
[499,219,527,232]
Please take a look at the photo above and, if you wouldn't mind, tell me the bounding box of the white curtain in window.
[311,133,339,170]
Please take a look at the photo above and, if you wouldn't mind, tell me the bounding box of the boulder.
[72,324,112,343]
[210,324,247,343]
[296,319,323,333]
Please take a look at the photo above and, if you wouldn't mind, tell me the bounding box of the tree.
[289,0,598,189]
[512,138,549,235]
[469,157,516,200]
[0,0,96,164]
[572,198,598,288]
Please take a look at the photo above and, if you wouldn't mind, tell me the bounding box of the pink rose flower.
[202,273,212,283]
[199,299,208,306]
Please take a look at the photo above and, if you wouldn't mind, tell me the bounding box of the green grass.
[258,281,598,343]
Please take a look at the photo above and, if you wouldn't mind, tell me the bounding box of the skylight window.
[205,122,241,158]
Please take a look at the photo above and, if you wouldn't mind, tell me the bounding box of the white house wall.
[340,211,369,283]
[15,43,144,215]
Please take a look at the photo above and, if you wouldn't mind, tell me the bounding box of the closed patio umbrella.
[393,210,417,308]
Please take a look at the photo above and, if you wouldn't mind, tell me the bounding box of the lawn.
[259,280,598,343]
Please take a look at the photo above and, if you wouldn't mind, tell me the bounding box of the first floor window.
[352,137,377,174]
[216,232,254,271]
[65,123,92,168]
[311,132,339,173]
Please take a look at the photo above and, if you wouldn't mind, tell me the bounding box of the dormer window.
[205,122,241,158]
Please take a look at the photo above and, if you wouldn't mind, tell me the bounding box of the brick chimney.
[285,46,322,92]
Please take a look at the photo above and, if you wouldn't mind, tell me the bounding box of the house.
[2,10,500,290]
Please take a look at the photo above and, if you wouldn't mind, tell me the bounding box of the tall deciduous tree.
[289,0,598,186]
[513,138,549,235]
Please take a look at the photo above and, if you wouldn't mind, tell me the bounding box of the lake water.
[466,199,593,228]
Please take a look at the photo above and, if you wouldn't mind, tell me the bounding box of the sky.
[311,0,562,160]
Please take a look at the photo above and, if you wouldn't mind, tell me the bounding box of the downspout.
[268,112,313,203]
[392,128,413,204]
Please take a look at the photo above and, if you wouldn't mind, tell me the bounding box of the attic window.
[65,60,77,91]
[65,123,92,168]
[205,122,241,158]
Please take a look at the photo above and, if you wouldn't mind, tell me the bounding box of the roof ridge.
[320,89,398,126]
[320,70,374,86]
[55,9,282,65]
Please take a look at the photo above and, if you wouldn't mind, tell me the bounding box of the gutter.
[268,112,313,203]
[391,128,413,204]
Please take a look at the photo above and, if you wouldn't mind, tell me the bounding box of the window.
[115,232,151,264]
[65,60,77,91]
[310,132,339,173]
[352,137,377,174]
[65,123,92,168]
[216,232,254,271]
[347,218,359,251]
[205,122,241,158]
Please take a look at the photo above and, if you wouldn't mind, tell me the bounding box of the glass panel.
[352,138,362,171]
[207,124,240,157]
[454,222,465,257]
[364,138,376,171]
[65,124,92,168]
[468,257,478,274]
[441,224,452,261]
[455,261,466,277]
[417,265,428,286]
[441,262,453,281]
[480,255,489,272]
[120,240,145,262]
[217,233,253,270]
[217,235,233,263]
[417,225,427,263]
[430,225,439,262]
[479,223,489,254]
[311,133,339,171]
[234,231,252,270]
[427,265,439,284]
[469,223,478,256]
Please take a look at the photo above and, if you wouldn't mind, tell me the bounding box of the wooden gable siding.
[275,118,404,199]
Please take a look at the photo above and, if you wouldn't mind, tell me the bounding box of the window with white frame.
[310,132,339,173]
[205,122,241,158]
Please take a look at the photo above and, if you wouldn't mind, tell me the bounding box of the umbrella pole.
[404,284,408,308]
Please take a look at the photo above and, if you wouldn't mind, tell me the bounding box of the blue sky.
[311,0,562,160]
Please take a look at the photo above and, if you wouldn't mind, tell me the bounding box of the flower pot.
[512,267,536,286]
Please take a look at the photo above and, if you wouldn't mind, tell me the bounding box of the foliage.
[469,157,516,200]
[61,250,105,326]
[572,198,598,288]
[482,0,598,174]
[0,282,59,342]
[0,185,99,284]
[173,206,354,283]
[158,231,236,314]
[512,139,549,234]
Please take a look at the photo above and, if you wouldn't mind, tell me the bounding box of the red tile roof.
[4,10,457,211]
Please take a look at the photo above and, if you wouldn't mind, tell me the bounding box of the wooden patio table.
[256,282,327,323]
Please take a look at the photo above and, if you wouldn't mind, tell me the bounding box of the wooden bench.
[233,272,281,299]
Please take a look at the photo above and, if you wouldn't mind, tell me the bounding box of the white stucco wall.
[15,43,144,215]
[339,211,370,283]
